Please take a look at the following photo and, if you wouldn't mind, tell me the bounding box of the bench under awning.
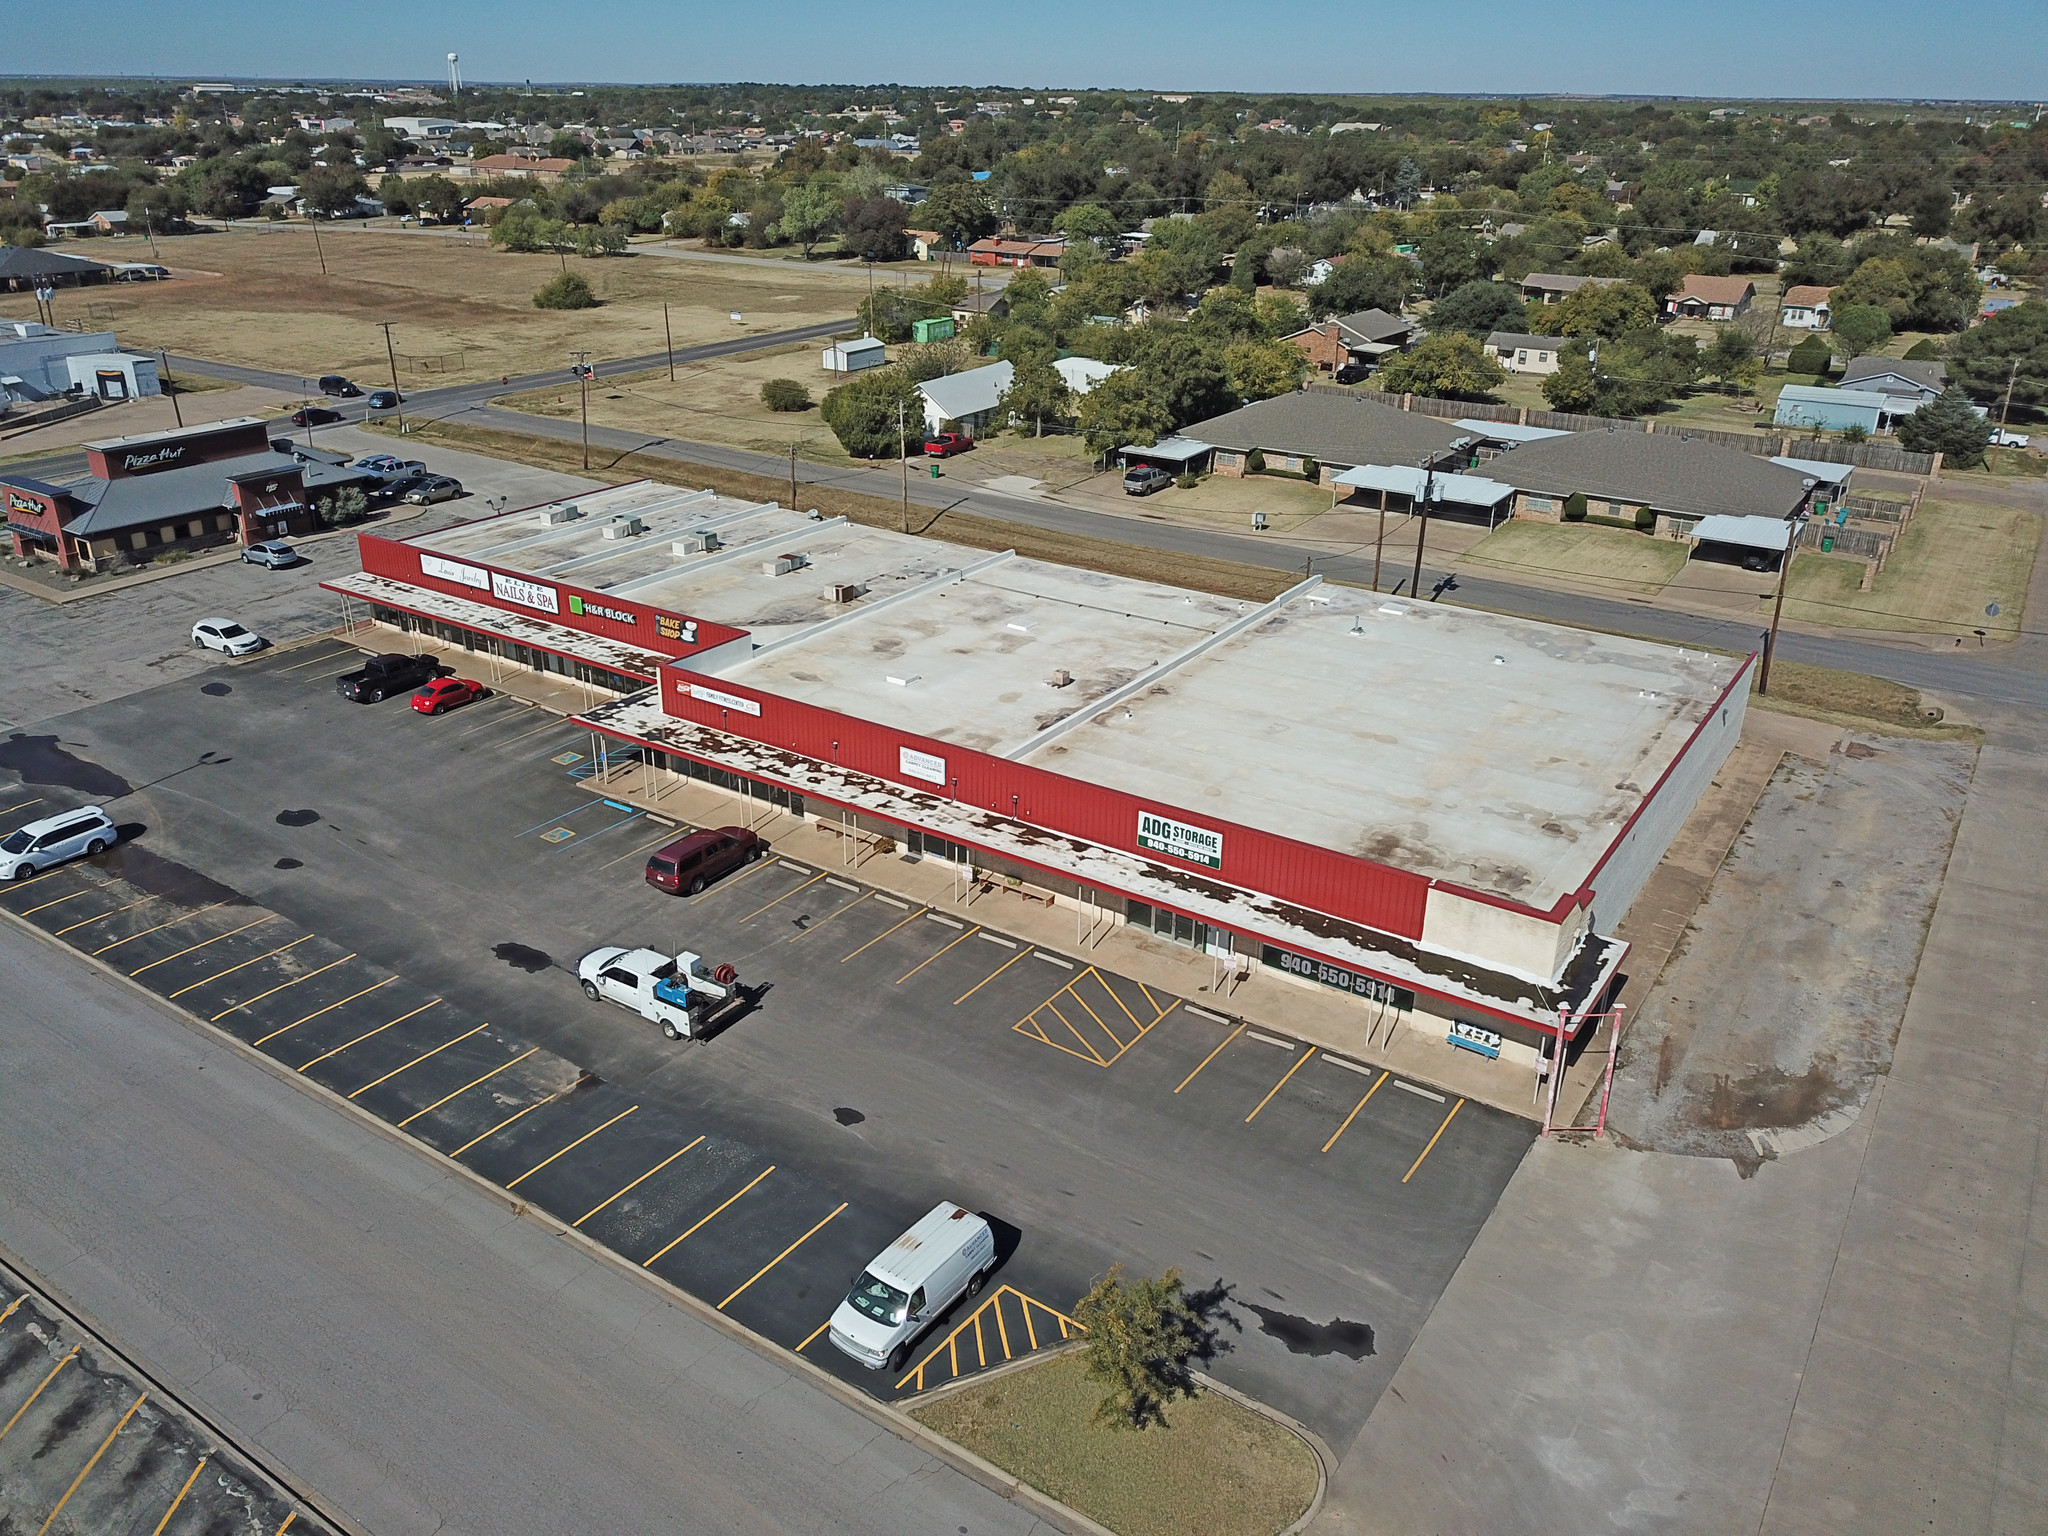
[1689,513,1791,551]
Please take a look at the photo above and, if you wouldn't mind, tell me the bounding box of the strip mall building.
[325,482,1750,1072]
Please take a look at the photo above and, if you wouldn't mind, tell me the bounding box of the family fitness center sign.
[1137,811,1223,869]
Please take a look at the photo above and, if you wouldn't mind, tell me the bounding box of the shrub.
[1563,491,1588,522]
[1246,448,1266,473]
[533,271,596,310]
[1842,423,1870,443]
[1633,506,1657,532]
[760,378,811,412]
[1174,472,1199,489]
[1299,456,1319,483]
[820,367,924,458]
[1902,338,1942,360]
[1787,335,1832,378]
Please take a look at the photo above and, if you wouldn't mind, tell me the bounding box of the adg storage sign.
[1136,811,1222,869]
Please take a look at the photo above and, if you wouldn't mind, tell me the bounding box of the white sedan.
[191,617,264,655]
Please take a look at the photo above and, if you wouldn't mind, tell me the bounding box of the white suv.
[1,806,117,881]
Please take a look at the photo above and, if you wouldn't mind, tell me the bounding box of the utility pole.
[1410,437,1471,600]
[571,350,592,470]
[898,400,910,533]
[1759,507,1810,696]
[143,207,160,261]
[789,441,798,509]
[309,212,328,276]
[663,301,675,381]
[379,321,405,434]
[1372,493,1387,592]
[160,351,184,428]
[1999,355,2021,432]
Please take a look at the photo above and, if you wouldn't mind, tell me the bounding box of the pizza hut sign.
[120,445,187,473]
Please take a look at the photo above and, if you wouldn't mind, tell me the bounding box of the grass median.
[910,1352,1318,1536]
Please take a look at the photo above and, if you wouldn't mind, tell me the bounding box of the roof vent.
[1048,669,1073,688]
[601,516,645,540]
[806,508,822,520]
[536,503,580,526]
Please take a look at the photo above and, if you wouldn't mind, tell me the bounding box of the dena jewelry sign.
[1137,811,1223,869]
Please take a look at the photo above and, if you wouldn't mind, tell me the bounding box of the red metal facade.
[357,533,750,662]
[663,668,1435,942]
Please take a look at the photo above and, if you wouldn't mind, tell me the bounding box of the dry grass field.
[17,228,869,386]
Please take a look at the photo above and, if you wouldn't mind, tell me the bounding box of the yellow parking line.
[0,1346,78,1443]
[397,1048,538,1127]
[1322,1071,1389,1153]
[895,924,980,984]
[92,900,227,954]
[253,976,395,1046]
[785,888,870,942]
[279,645,355,671]
[0,797,45,822]
[35,1391,147,1536]
[167,933,314,998]
[953,943,1034,1004]
[20,881,113,917]
[54,898,145,936]
[449,1093,559,1158]
[1174,1023,1245,1093]
[452,702,534,736]
[0,861,87,896]
[737,871,824,925]
[505,1105,637,1188]
[349,1022,489,1099]
[212,952,358,1022]
[1402,1099,1465,1184]
[686,854,780,903]
[297,998,441,1072]
[1046,1000,1106,1064]
[841,905,927,962]
[1090,970,1147,1034]
[643,1166,774,1267]
[130,913,277,976]
[721,1203,847,1309]
[574,1138,705,1227]
[275,1515,296,1536]
[797,1319,832,1353]
[1245,1045,1313,1123]
[0,1295,24,1327]
[148,1457,207,1536]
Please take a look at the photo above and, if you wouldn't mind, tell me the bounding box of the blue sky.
[15,0,2048,101]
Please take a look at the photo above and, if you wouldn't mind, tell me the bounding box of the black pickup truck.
[335,653,444,703]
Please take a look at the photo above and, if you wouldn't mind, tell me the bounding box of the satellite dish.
[1986,602,2001,617]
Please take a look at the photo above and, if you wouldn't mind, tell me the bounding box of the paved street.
[0,918,1055,1536]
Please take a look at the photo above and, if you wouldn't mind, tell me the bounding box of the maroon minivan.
[645,826,764,896]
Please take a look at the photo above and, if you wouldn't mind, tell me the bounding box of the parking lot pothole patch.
[493,941,553,973]
[1247,1305,1376,1360]
[275,809,320,827]
[200,682,232,697]
[0,732,131,797]
[274,857,303,870]
[833,1107,865,1126]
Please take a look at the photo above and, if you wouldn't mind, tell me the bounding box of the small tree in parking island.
[533,271,597,310]
[1074,1264,1202,1431]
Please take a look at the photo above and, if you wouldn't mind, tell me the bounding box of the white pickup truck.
[576,947,738,1041]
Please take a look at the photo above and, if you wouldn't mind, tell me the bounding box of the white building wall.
[0,324,122,400]
[1421,885,1589,986]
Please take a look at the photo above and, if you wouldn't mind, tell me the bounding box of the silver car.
[1,805,117,881]
[242,540,299,569]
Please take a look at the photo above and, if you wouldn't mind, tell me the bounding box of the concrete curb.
[1193,1369,1333,1536]
[0,907,1115,1536]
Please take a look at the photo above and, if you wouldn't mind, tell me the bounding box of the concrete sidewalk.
[1310,704,2047,1536]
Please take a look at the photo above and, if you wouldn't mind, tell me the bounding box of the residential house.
[1779,286,1833,331]
[905,228,943,261]
[0,246,115,293]
[1286,309,1414,373]
[1520,272,1624,305]
[1773,385,1888,435]
[1052,357,1119,396]
[1839,356,1948,409]
[466,154,579,182]
[1665,275,1755,321]
[1484,430,1816,535]
[949,290,1012,327]
[917,361,1013,436]
[1182,391,1465,486]
[967,237,1065,268]
[1486,332,1574,375]
[463,196,515,220]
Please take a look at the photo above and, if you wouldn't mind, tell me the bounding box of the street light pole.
[571,349,592,470]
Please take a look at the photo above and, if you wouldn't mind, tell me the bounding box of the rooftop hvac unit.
[536,503,580,526]
[1048,669,1074,688]
[762,552,808,576]
[601,516,645,540]
[674,531,721,555]
[825,582,865,603]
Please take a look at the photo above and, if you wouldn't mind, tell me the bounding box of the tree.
[1076,369,1173,460]
[820,367,924,458]
[999,358,1073,435]
[1073,1265,1203,1431]
[1136,329,1236,426]
[1703,327,1761,391]
[412,174,466,225]
[1308,255,1410,319]
[1831,242,1978,331]
[842,195,908,263]
[1222,338,1308,401]
[315,485,368,526]
[1786,334,1834,379]
[775,182,843,259]
[376,173,413,217]
[760,378,811,411]
[1053,202,1120,252]
[1541,353,1601,412]
[1427,280,1528,338]
[1946,301,2048,408]
[547,131,591,161]
[921,182,996,249]
[1376,332,1507,400]
[1907,184,1955,240]
[533,271,596,309]
[1896,387,1993,468]
[299,167,369,217]
[1553,280,1656,340]
[574,223,629,257]
[1829,304,1893,359]
[1416,226,1491,295]
[491,203,549,252]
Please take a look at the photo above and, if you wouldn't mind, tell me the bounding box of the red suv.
[646,826,764,895]
[923,432,972,457]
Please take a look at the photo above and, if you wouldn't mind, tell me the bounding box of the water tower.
[447,53,461,98]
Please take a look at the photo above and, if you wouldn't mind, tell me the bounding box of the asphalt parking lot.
[0,642,1534,1443]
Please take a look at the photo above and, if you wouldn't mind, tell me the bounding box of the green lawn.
[910,1353,1318,1536]
[1784,495,2038,637]
[1458,519,1691,596]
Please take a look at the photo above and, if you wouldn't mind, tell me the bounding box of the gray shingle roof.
[1182,391,1463,467]
[1486,332,1573,352]
[1333,308,1411,344]
[1483,430,1814,520]
[0,246,114,283]
[54,449,377,538]
[1839,356,1948,395]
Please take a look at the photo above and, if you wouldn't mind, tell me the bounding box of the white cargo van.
[828,1203,996,1371]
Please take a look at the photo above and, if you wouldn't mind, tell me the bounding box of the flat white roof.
[1691,514,1791,551]
[1458,418,1570,443]
[1331,463,1515,507]
[1770,455,1854,485]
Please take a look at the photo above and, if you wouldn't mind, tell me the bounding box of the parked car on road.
[410,677,487,715]
[365,389,403,410]
[828,1203,997,1372]
[1122,464,1173,496]
[289,406,343,427]
[1,805,118,883]
[241,540,299,569]
[191,617,264,655]
[318,376,364,397]
[335,652,444,703]
[401,475,462,504]
[923,432,972,457]
[645,826,763,896]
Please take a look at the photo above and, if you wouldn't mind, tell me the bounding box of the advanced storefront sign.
[684,681,761,716]
[898,746,947,786]
[119,445,187,474]
[420,553,489,591]
[490,570,560,614]
[1137,811,1223,869]
[567,594,637,626]
[655,614,700,644]
[1260,943,1415,1009]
